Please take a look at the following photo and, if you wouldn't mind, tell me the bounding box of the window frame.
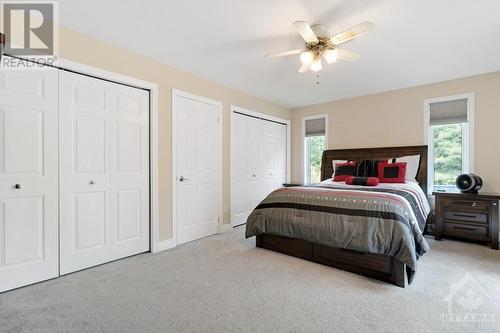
[423,93,475,195]
[302,114,329,183]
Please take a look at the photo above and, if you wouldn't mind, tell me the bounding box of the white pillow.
[331,160,348,177]
[389,155,420,183]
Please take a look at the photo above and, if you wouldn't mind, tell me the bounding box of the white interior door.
[231,113,262,226]
[231,111,287,226]
[59,71,149,275]
[0,64,59,292]
[262,121,287,197]
[173,91,221,245]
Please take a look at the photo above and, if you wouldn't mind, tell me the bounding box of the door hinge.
[217,116,220,123]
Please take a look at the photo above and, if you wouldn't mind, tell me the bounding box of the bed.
[245,145,430,287]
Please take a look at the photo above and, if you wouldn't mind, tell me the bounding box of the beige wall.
[291,71,500,193]
[58,27,290,241]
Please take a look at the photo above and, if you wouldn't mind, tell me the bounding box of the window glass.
[305,135,325,183]
[433,123,463,192]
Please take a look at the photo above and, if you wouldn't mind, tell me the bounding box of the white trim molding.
[172,89,224,245]
[220,224,234,234]
[301,113,329,183]
[423,92,475,195]
[156,239,176,252]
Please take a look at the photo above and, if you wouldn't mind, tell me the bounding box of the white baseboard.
[220,224,234,233]
[155,238,176,253]
[155,225,233,253]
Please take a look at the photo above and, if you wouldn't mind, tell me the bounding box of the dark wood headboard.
[321,145,428,194]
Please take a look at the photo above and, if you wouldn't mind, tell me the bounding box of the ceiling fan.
[266,21,374,73]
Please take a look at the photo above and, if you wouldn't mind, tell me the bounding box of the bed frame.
[256,145,428,287]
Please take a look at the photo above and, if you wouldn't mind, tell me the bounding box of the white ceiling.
[59,0,500,108]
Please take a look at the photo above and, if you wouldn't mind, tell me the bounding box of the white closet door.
[262,121,287,197]
[231,112,287,226]
[59,71,149,275]
[231,113,263,226]
[174,92,221,244]
[0,65,59,292]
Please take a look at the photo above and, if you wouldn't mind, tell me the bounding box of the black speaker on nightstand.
[455,173,483,194]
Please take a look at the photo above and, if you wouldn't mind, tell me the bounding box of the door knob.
[252,174,256,178]
[89,180,96,185]
[13,184,21,190]
[179,176,190,182]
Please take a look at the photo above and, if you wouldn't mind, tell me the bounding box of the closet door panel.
[231,112,287,226]
[247,117,262,212]
[111,85,149,249]
[231,113,251,226]
[261,121,287,198]
[231,113,262,226]
[60,71,149,275]
[0,64,59,293]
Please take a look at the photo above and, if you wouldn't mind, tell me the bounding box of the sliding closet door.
[262,121,287,197]
[231,113,262,226]
[0,66,59,292]
[59,71,149,275]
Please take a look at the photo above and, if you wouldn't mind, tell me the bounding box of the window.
[303,115,327,183]
[425,94,474,194]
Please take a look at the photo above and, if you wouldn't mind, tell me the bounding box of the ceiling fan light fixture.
[310,56,322,72]
[265,20,371,74]
[300,50,314,65]
[323,49,338,64]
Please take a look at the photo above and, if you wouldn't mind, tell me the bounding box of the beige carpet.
[1,226,499,333]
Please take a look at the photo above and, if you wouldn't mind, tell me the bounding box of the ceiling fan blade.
[266,49,304,58]
[293,21,319,44]
[298,63,309,73]
[330,21,374,45]
[336,49,360,62]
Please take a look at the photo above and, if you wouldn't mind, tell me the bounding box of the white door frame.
[172,89,223,246]
[301,114,329,182]
[230,105,291,227]
[52,58,162,253]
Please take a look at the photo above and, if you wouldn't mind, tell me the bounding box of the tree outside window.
[433,123,464,191]
[305,135,325,183]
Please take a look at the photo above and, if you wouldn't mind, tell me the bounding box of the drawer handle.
[452,213,477,219]
[454,201,479,206]
[451,226,477,231]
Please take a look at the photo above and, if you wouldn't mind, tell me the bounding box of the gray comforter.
[246,183,430,283]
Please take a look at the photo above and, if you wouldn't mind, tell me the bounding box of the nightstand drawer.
[443,222,488,241]
[443,198,488,212]
[444,210,488,224]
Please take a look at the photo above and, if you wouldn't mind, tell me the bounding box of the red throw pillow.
[378,162,407,183]
[333,161,357,181]
[345,176,379,186]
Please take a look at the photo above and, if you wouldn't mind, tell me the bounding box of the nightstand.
[433,192,500,249]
